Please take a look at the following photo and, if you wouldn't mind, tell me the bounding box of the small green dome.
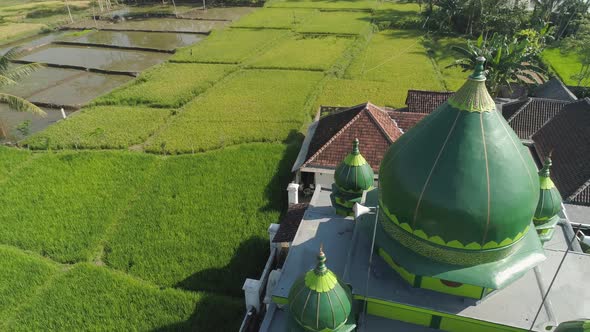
[288,248,352,332]
[534,156,562,223]
[555,320,590,332]
[378,57,540,263]
[334,139,374,193]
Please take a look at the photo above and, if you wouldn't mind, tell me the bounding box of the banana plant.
[448,32,546,96]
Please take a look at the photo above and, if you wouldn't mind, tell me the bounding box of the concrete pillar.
[242,278,261,313]
[287,182,299,205]
[268,223,280,249]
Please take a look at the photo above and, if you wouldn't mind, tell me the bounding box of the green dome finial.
[539,154,552,178]
[352,138,360,155]
[469,56,487,81]
[314,245,328,275]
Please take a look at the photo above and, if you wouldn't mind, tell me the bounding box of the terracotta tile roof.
[272,203,309,243]
[532,98,590,205]
[387,110,428,132]
[533,77,578,102]
[504,97,570,139]
[302,102,403,172]
[405,90,453,113]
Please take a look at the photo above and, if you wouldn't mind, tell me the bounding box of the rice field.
[0,151,158,263]
[232,8,317,29]
[247,35,353,71]
[268,0,378,10]
[346,30,446,92]
[4,262,244,331]
[316,78,408,109]
[94,63,237,108]
[146,69,323,154]
[105,143,296,296]
[23,106,172,150]
[296,10,372,35]
[171,28,288,64]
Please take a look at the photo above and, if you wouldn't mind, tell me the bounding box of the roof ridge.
[365,103,401,143]
[528,97,570,104]
[567,178,590,202]
[301,107,367,169]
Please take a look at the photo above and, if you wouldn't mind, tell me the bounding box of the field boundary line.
[89,158,164,266]
[0,263,69,331]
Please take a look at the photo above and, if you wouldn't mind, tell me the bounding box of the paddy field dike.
[0,0,471,330]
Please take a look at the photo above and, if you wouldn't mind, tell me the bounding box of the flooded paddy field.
[2,67,131,108]
[180,7,257,21]
[18,45,169,73]
[0,31,69,55]
[63,30,204,52]
[0,6,260,141]
[65,18,228,33]
[0,105,71,141]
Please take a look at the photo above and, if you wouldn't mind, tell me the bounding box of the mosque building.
[241,58,590,332]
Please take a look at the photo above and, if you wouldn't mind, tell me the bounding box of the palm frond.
[5,63,44,82]
[0,74,18,88]
[0,93,46,117]
[0,47,23,73]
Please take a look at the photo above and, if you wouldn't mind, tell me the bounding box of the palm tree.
[0,48,45,117]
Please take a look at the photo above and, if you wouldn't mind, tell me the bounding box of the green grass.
[0,246,57,324]
[423,37,468,91]
[346,30,446,92]
[94,63,236,108]
[0,146,31,181]
[0,151,157,263]
[171,28,288,64]
[542,48,586,86]
[105,143,296,295]
[316,78,408,109]
[147,69,323,154]
[247,35,352,71]
[23,106,172,150]
[296,10,372,35]
[232,8,317,29]
[5,263,244,331]
[269,0,378,10]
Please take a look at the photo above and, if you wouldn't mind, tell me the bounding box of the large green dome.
[378,58,540,263]
[287,248,352,332]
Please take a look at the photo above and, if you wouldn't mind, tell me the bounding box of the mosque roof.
[532,98,590,206]
[378,58,541,251]
[504,97,569,139]
[300,103,402,172]
[533,77,578,102]
[405,90,454,114]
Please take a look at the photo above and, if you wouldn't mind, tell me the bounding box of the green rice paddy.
[542,48,588,86]
[0,0,467,329]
